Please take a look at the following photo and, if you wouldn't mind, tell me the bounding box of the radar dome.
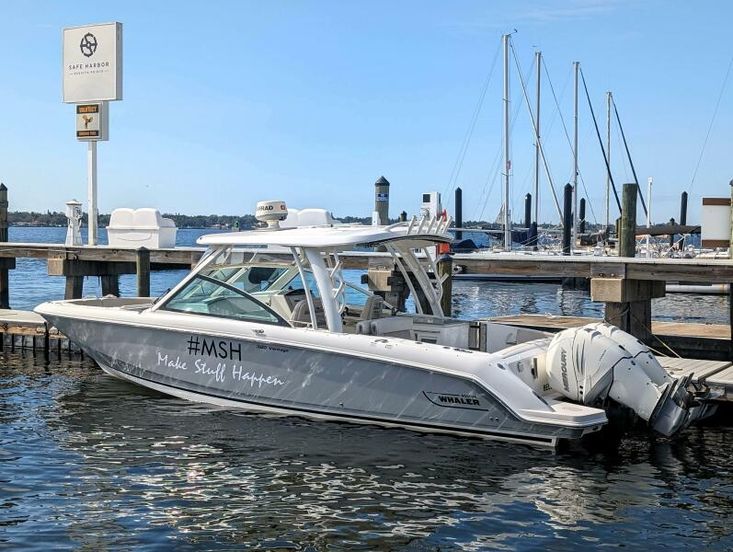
[255,200,288,229]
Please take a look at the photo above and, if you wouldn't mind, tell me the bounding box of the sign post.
[74,102,108,245]
[62,22,122,245]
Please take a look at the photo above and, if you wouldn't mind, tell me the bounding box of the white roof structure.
[197,222,452,249]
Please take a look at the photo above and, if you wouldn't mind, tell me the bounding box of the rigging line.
[611,97,648,216]
[444,38,502,205]
[613,123,632,182]
[576,171,599,224]
[542,60,576,164]
[508,50,538,219]
[475,72,525,222]
[689,53,733,193]
[476,76,525,222]
[579,67,622,213]
[475,147,503,220]
[486,56,529,222]
[477,161,501,221]
[543,59,594,216]
[510,43,563,221]
[571,121,599,224]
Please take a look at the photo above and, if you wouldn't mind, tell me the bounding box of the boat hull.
[39,308,604,447]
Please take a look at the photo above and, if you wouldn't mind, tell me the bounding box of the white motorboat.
[35,201,715,447]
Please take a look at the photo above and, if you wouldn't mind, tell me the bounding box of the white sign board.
[701,199,730,247]
[63,22,122,103]
[76,103,109,141]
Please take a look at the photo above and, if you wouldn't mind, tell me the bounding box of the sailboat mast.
[503,34,511,251]
[605,91,612,240]
[534,50,541,243]
[646,177,652,257]
[572,61,579,252]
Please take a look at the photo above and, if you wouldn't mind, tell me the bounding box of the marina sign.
[75,103,109,141]
[62,22,123,103]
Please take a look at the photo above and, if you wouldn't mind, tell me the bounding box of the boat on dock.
[35,201,717,447]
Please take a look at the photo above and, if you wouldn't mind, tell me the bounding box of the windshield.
[160,251,289,325]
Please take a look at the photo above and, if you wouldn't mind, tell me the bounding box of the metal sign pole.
[87,140,98,245]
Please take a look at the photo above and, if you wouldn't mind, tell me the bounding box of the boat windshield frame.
[158,271,289,326]
[151,227,450,331]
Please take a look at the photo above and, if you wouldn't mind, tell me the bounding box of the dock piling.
[594,182,665,343]
[680,191,688,226]
[100,275,119,297]
[437,253,453,317]
[455,188,463,240]
[562,183,572,255]
[619,182,637,257]
[0,184,9,308]
[136,247,151,297]
[65,276,83,300]
[579,198,586,234]
[729,180,733,360]
[374,176,390,225]
[524,193,532,230]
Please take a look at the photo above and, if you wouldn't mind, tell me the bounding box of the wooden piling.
[0,184,9,308]
[437,253,453,317]
[137,247,151,297]
[729,180,733,360]
[579,198,586,234]
[729,283,733,362]
[65,276,83,299]
[680,191,688,226]
[454,187,463,240]
[619,182,637,257]
[597,183,664,342]
[562,183,572,255]
[101,275,119,297]
[524,193,532,229]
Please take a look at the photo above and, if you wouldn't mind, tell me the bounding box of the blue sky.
[0,1,731,225]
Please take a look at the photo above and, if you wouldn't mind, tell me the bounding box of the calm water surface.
[1,227,732,549]
[2,353,732,550]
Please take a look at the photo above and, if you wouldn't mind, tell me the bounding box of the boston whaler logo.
[423,391,487,411]
[80,33,98,57]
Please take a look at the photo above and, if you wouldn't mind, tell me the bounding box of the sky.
[0,0,731,225]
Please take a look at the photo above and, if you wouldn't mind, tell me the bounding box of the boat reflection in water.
[3,341,732,549]
[15,356,733,550]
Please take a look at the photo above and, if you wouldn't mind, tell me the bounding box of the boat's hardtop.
[197,223,452,249]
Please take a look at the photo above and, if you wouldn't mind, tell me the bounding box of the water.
[1,228,732,549]
[2,354,732,550]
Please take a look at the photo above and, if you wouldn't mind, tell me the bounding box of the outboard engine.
[545,323,714,437]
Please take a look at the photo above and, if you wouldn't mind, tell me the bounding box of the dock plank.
[707,365,733,400]
[488,314,731,340]
[657,357,732,381]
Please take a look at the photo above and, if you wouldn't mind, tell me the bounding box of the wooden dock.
[0,242,731,359]
[0,309,77,354]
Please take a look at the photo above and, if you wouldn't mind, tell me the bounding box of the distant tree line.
[8,211,260,229]
[8,211,603,231]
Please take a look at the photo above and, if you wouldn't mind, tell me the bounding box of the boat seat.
[290,298,327,328]
[359,295,386,321]
[356,316,414,339]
